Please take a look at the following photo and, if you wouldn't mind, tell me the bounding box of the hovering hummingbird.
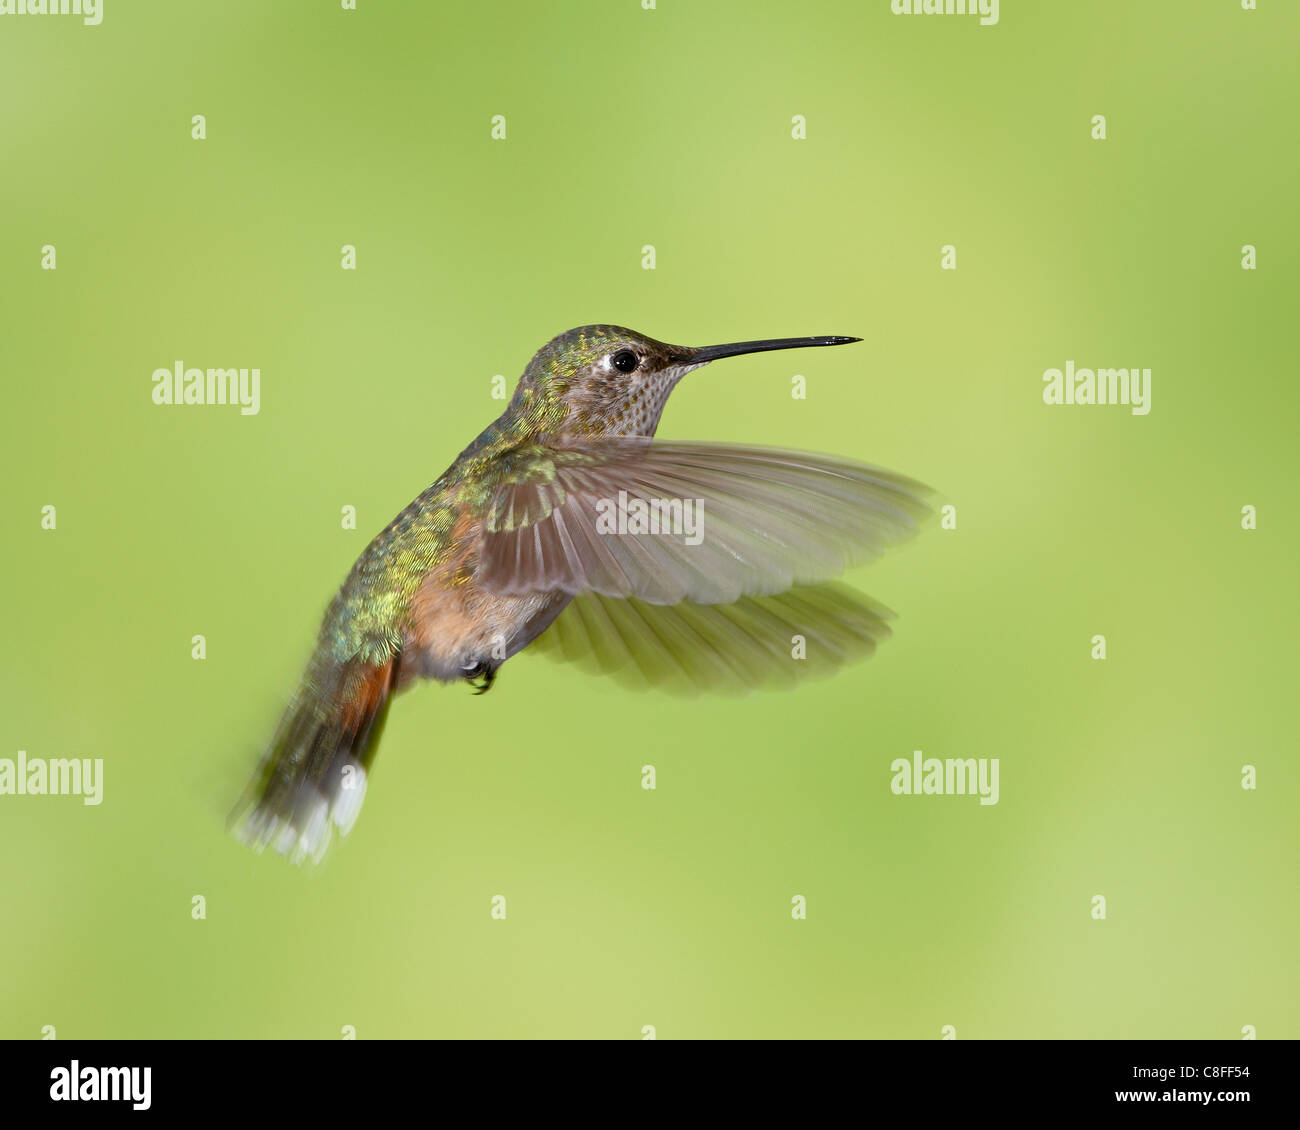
[235,325,930,862]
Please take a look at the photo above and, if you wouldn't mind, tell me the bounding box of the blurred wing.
[530,582,895,695]
[477,438,930,605]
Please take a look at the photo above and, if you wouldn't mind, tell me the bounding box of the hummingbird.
[234,325,931,863]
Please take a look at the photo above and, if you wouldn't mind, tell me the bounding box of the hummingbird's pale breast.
[405,518,569,682]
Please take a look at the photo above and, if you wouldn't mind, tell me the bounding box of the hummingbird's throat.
[568,362,703,438]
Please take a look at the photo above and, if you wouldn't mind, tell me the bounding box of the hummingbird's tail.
[231,653,401,864]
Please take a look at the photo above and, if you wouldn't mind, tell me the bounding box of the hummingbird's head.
[518,324,861,438]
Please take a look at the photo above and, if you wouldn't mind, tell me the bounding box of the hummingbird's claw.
[462,661,497,695]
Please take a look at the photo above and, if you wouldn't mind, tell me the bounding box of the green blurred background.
[2,0,1296,1039]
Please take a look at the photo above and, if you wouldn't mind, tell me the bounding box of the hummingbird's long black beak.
[682,336,861,365]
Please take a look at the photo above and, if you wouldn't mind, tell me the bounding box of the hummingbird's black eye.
[611,350,639,374]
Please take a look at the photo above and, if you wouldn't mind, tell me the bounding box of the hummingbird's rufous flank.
[235,325,931,862]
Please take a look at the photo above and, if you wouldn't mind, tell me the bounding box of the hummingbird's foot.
[461,661,497,695]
